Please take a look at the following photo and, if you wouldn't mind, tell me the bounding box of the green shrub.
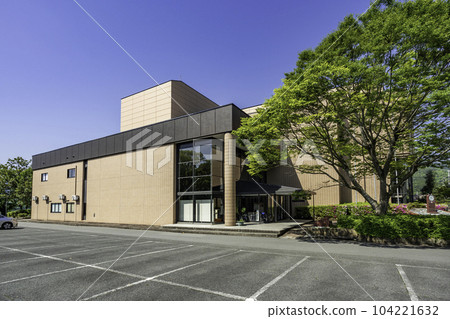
[294,203,376,219]
[407,202,426,209]
[337,214,450,240]
[7,209,31,219]
[294,206,312,219]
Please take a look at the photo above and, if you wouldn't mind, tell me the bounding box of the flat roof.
[32,104,248,170]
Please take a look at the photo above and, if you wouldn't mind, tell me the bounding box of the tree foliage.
[234,0,449,214]
[421,170,436,194]
[0,157,32,213]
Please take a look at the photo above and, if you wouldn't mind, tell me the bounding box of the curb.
[20,219,296,238]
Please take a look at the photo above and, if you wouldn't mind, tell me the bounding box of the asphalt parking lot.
[0,222,449,301]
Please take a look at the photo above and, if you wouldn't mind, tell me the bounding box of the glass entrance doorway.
[237,196,267,222]
[178,195,221,223]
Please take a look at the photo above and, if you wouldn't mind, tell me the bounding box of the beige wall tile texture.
[120,81,218,132]
[31,162,84,222]
[85,145,175,226]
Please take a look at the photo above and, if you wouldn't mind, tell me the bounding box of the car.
[0,214,18,229]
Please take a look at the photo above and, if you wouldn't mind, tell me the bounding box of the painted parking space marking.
[152,279,246,301]
[0,240,156,265]
[0,265,88,285]
[0,244,192,285]
[2,244,246,301]
[247,256,310,301]
[83,250,241,300]
[396,264,419,301]
[397,264,450,271]
[238,249,307,258]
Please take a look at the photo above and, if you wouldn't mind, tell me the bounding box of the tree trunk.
[375,184,390,215]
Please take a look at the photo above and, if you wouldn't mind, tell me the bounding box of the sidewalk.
[161,220,311,237]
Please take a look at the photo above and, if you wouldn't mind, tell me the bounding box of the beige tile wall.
[31,162,84,222]
[120,81,218,132]
[241,104,262,117]
[85,145,176,226]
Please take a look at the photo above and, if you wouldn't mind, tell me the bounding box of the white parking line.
[0,244,193,285]
[247,256,310,301]
[83,250,241,301]
[0,265,88,285]
[0,244,71,255]
[397,264,450,271]
[0,240,156,266]
[238,249,306,258]
[396,264,419,301]
[1,243,248,301]
[152,279,246,301]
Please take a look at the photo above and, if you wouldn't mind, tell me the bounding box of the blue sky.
[0,0,372,164]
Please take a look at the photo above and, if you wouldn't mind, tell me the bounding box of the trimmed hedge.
[7,209,31,219]
[337,214,450,240]
[295,203,374,219]
[407,202,426,209]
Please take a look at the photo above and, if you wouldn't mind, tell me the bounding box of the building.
[31,81,380,226]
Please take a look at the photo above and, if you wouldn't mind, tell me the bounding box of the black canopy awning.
[236,180,301,196]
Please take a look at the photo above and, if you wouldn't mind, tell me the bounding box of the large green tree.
[234,0,449,215]
[421,170,435,194]
[0,157,32,213]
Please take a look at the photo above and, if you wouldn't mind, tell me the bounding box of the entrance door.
[196,199,212,222]
[179,199,194,222]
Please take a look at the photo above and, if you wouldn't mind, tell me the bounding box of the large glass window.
[176,139,224,223]
[177,139,222,193]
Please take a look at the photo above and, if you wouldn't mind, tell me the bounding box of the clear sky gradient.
[0,0,372,164]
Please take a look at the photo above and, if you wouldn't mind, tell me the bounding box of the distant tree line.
[0,157,32,214]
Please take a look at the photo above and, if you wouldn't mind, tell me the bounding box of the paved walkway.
[161,220,311,237]
[410,208,450,215]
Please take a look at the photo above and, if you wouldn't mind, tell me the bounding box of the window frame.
[50,203,62,213]
[66,202,75,214]
[41,173,48,182]
[67,168,76,179]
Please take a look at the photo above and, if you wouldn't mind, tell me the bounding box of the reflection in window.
[67,168,76,178]
[179,162,193,177]
[179,143,193,162]
[194,176,211,191]
[177,139,222,195]
[195,160,211,176]
[179,177,194,192]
